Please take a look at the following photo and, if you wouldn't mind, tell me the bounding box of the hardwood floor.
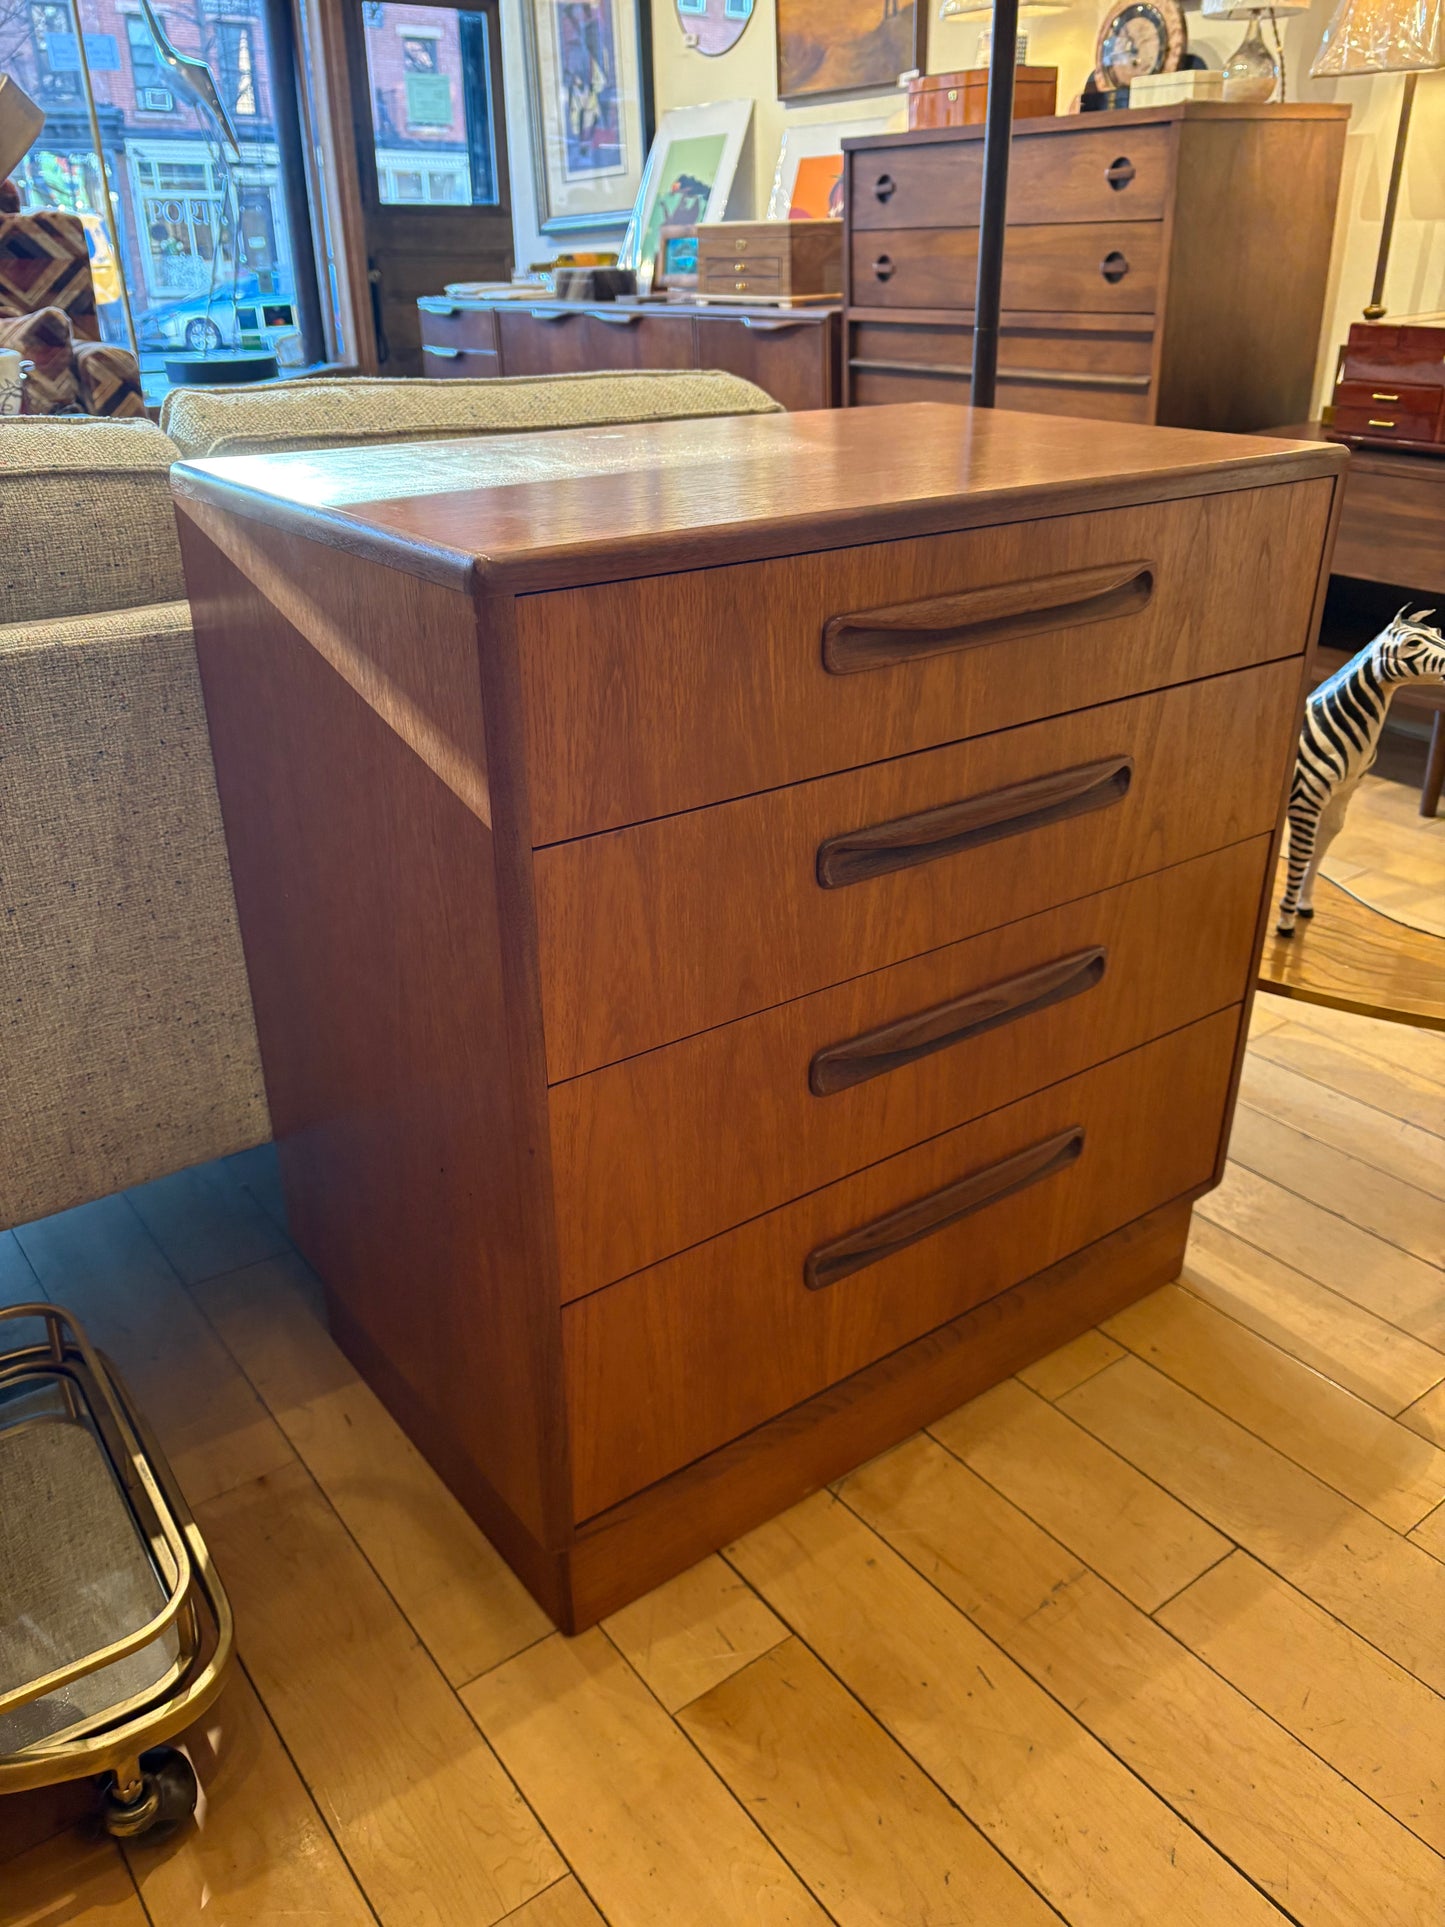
[3,770,1443,1926]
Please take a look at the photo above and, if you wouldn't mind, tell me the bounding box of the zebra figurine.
[1278,610,1445,937]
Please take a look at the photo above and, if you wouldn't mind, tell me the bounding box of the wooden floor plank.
[842,1435,1445,1927]
[1158,1551,1445,1859]
[1401,1380,1445,1447]
[196,1461,563,1927]
[462,1629,829,1927]
[1278,999,1445,1091]
[928,1377,1230,1611]
[498,1878,607,1927]
[1,1834,149,1927]
[678,1636,1062,1926]
[1105,1284,1445,1532]
[224,1143,289,1230]
[1410,1502,1445,1563]
[1248,1019,1445,1136]
[195,1253,550,1687]
[1238,1052,1445,1200]
[1014,1328,1125,1401]
[1196,1162,1445,1347]
[601,1555,787,1715]
[9,1196,295,1507]
[1180,1216,1445,1416]
[1060,1357,1445,1694]
[726,1489,1285,1926]
[124,1669,375,1926]
[126,1162,292,1287]
[1225,1105,1444,1264]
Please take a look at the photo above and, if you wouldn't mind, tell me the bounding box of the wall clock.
[1094,0,1187,89]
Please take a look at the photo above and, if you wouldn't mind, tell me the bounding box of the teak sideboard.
[172,405,1345,1629]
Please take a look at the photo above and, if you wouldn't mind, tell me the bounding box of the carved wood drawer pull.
[823,561,1153,675]
[872,254,896,282]
[816,755,1133,890]
[809,947,1107,1096]
[1100,251,1130,284]
[804,1126,1085,1290]
[1105,157,1136,190]
[874,172,896,202]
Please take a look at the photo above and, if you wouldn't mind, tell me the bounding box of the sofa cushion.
[0,306,81,415]
[73,338,147,418]
[0,211,97,336]
[0,416,186,623]
[160,368,784,458]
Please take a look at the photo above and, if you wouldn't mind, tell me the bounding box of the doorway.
[346,0,513,373]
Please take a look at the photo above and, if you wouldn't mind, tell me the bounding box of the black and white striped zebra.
[1278,611,1445,936]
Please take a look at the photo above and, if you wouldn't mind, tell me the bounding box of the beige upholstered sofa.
[0,370,781,1228]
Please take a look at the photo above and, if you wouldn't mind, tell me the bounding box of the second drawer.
[565,1009,1238,1519]
[534,657,1301,1079]
[549,838,1270,1299]
[854,223,1162,314]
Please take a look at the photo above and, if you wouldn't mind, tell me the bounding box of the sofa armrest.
[0,601,267,1227]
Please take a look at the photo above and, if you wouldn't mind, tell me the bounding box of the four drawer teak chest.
[173,404,1345,1628]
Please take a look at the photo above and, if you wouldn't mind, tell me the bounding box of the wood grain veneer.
[535,659,1302,1079]
[548,840,1269,1300]
[173,404,1342,1629]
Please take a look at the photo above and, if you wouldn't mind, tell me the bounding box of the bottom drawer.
[566,1008,1238,1518]
[848,318,1155,422]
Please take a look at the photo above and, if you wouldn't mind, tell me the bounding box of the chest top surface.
[170,403,1343,596]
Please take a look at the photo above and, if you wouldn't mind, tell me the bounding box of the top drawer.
[517,479,1334,844]
[850,126,1173,232]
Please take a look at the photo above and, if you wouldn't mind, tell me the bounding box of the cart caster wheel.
[102,1747,198,1841]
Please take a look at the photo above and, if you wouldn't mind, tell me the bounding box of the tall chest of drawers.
[173,405,1344,1628]
[844,103,1349,431]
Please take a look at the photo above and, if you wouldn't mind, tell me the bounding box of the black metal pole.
[971,0,1020,408]
[1365,70,1416,321]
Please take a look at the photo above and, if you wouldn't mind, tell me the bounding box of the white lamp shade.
[937,1,1070,18]
[1200,0,1309,18]
[1311,0,1443,75]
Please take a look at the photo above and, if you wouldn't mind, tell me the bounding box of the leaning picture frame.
[617,98,754,293]
[523,0,656,234]
[765,108,906,221]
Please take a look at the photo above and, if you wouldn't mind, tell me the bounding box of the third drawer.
[549,837,1271,1300]
[565,1008,1239,1519]
[534,656,1302,1080]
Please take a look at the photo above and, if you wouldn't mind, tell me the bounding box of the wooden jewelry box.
[1328,316,1445,454]
[694,219,843,303]
[172,406,1344,1630]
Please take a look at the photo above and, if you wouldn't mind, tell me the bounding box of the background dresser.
[172,406,1344,1629]
[419,294,840,412]
[844,103,1349,430]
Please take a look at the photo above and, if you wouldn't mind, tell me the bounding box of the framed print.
[524,1,656,233]
[654,224,700,292]
[776,0,925,101]
[765,109,906,220]
[618,98,753,291]
[675,0,756,56]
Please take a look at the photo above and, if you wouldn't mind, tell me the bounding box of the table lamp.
[937,0,1070,69]
[1311,0,1443,318]
[1200,1,1312,101]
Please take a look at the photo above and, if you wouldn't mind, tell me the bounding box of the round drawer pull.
[1105,156,1136,191]
[872,254,896,282]
[1100,251,1130,284]
[874,172,896,203]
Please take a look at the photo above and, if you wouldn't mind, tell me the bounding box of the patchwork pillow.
[0,306,81,415]
[74,339,146,418]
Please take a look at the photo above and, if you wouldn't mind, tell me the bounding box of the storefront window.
[0,0,321,396]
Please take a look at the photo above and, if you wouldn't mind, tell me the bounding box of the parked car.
[136,276,298,355]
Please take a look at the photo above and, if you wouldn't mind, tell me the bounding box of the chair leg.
[1422,713,1445,819]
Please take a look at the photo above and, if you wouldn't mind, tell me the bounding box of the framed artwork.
[776,0,926,101]
[617,98,753,291]
[654,224,700,292]
[523,0,656,233]
[765,109,906,220]
[675,0,756,56]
